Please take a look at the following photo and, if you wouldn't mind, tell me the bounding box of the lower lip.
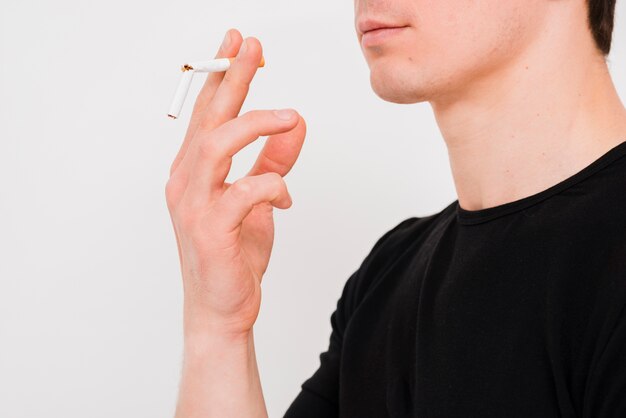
[361,26,408,47]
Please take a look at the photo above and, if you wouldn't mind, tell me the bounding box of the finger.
[192,30,244,115]
[196,36,264,135]
[169,28,244,177]
[187,29,244,138]
[209,172,292,235]
[245,114,307,178]
[181,109,300,209]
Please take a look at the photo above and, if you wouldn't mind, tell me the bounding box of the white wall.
[1,1,625,417]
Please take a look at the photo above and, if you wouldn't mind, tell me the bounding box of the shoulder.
[340,201,456,314]
[362,202,455,271]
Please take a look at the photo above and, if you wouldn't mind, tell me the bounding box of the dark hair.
[587,0,617,56]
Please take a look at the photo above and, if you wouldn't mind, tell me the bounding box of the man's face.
[354,0,547,105]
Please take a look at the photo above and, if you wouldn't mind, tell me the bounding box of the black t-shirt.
[283,140,626,418]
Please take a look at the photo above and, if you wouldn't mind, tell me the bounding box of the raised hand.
[165,28,307,339]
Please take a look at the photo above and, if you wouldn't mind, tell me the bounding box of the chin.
[367,54,474,106]
[369,66,430,104]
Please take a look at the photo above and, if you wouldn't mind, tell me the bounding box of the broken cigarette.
[167,56,266,119]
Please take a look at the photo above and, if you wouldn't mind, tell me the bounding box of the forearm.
[174,328,268,418]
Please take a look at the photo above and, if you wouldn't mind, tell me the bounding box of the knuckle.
[164,179,175,201]
[242,109,262,125]
[223,71,251,90]
[197,137,222,160]
[267,172,284,188]
[197,115,216,133]
[165,176,184,209]
[230,179,252,200]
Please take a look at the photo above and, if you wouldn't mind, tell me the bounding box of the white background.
[1,1,625,417]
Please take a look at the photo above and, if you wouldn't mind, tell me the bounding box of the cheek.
[364,0,543,103]
[413,0,535,65]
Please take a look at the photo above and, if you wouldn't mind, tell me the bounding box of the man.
[165,0,626,416]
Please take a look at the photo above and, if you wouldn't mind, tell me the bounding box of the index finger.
[170,29,244,176]
[197,36,264,135]
[187,29,244,135]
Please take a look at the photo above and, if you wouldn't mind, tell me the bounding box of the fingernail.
[274,109,295,120]
[221,31,231,49]
[237,40,248,58]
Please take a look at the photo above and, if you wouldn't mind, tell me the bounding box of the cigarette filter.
[167,56,266,119]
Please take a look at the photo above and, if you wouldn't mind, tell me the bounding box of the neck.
[430,14,626,211]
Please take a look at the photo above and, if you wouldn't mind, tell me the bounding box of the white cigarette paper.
[185,58,233,73]
[167,56,265,119]
[167,70,194,119]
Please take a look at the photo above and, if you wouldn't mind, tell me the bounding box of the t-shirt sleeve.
[583,300,626,417]
[281,268,358,418]
[283,217,417,418]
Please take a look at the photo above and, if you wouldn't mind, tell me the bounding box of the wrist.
[183,301,254,344]
[176,327,267,418]
[183,326,252,358]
